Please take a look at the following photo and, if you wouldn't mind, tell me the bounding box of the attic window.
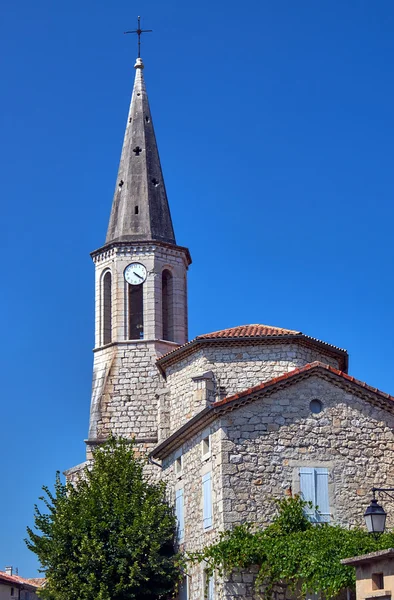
[175,456,183,478]
[145,115,150,123]
[151,178,159,187]
[202,436,211,459]
[129,117,132,123]
[310,399,323,414]
[137,92,141,96]
[133,146,142,156]
[135,206,139,215]
[118,180,124,189]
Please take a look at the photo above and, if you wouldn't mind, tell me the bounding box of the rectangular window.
[175,456,183,478]
[299,467,330,522]
[372,573,384,590]
[175,488,185,542]
[202,435,211,459]
[179,576,188,600]
[202,472,213,530]
[203,572,214,600]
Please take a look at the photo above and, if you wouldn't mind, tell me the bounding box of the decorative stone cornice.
[93,339,180,354]
[91,239,192,266]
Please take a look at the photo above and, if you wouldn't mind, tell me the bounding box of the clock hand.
[133,272,144,280]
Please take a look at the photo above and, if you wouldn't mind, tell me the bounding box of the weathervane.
[124,16,152,58]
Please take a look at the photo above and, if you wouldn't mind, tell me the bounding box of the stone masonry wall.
[221,375,394,531]
[160,374,394,600]
[162,420,225,599]
[164,343,341,436]
[88,340,170,445]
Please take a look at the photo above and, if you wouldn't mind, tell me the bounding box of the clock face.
[124,263,147,285]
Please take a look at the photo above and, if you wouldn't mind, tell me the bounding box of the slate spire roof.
[105,57,176,245]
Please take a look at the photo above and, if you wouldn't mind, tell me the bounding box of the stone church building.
[65,55,394,599]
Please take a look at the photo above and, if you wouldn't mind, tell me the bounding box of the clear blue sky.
[1,0,394,577]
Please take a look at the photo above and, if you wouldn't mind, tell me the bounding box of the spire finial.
[124,16,152,59]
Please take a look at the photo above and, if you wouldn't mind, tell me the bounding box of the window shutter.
[315,468,330,522]
[207,575,214,600]
[202,472,213,530]
[299,467,315,517]
[175,488,185,541]
[179,576,188,600]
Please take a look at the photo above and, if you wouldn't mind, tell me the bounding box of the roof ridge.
[157,324,347,370]
[151,362,394,460]
[0,571,44,587]
[196,323,301,338]
[215,361,394,408]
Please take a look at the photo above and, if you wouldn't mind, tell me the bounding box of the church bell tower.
[86,56,191,457]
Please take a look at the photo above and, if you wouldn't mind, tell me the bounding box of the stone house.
[0,568,44,600]
[342,549,394,600]
[65,52,394,599]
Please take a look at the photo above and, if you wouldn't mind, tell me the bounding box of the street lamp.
[364,488,394,534]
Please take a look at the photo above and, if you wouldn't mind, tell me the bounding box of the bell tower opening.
[102,271,112,345]
[162,269,174,341]
[128,285,144,339]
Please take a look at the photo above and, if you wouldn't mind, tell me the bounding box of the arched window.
[162,269,174,341]
[102,271,112,345]
[129,284,144,340]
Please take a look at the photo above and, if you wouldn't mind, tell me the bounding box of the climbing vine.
[189,495,394,599]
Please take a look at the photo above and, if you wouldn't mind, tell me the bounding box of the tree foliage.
[26,438,181,600]
[189,495,394,599]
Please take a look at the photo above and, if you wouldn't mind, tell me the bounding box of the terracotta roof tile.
[0,571,44,589]
[214,361,394,408]
[196,324,301,339]
[151,362,394,460]
[157,323,348,371]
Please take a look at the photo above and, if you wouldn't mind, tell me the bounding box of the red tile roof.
[214,361,394,408]
[196,324,301,339]
[157,324,348,372]
[151,361,394,460]
[0,571,45,589]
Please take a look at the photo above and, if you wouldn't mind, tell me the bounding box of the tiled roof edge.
[151,362,393,459]
[156,334,348,371]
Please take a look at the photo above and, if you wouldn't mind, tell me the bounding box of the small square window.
[202,436,211,459]
[372,572,384,590]
[175,456,183,477]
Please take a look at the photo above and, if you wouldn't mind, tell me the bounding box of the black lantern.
[364,497,387,534]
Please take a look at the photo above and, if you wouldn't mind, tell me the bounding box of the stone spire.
[105,58,176,245]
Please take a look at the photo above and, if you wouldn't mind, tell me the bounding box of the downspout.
[148,455,163,469]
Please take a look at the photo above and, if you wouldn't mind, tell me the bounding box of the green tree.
[26,438,181,600]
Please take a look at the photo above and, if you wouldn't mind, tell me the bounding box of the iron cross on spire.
[124,16,152,58]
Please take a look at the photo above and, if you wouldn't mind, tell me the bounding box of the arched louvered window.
[129,284,144,340]
[162,269,174,341]
[102,271,112,345]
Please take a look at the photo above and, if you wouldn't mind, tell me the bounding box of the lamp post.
[364,488,394,534]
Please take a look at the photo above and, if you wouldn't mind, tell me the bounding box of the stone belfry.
[86,56,191,458]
